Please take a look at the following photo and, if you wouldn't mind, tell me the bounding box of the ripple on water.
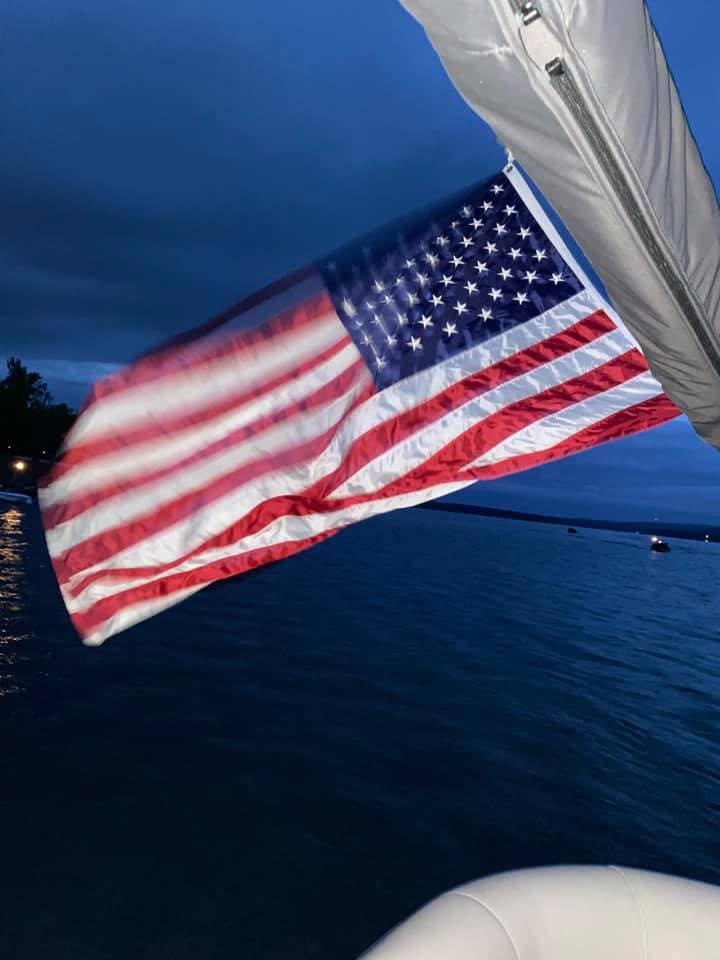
[2,506,720,959]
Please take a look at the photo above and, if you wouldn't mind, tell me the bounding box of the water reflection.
[0,506,29,697]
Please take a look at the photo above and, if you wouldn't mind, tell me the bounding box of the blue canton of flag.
[322,176,582,389]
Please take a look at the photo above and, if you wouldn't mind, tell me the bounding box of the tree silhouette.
[0,358,75,458]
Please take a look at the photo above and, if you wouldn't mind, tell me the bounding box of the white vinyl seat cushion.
[360,866,720,958]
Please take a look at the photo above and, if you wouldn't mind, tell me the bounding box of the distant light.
[651,536,658,543]
[12,460,27,472]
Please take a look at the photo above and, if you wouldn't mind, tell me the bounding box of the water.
[2,503,720,958]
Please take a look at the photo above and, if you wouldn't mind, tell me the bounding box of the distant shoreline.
[416,501,719,543]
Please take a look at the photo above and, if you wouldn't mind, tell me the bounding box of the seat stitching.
[609,866,650,960]
[448,891,522,959]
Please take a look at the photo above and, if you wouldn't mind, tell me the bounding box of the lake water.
[2,503,720,958]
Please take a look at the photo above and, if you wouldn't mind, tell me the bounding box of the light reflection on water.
[0,506,30,696]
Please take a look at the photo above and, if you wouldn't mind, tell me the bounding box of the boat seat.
[359,866,720,958]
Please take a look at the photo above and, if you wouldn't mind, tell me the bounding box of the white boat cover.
[400,0,720,448]
[360,865,720,958]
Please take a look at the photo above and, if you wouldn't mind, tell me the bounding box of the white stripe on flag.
[67,307,342,445]
[468,370,662,468]
[327,328,634,499]
[47,371,371,556]
[43,340,361,507]
[56,293,616,579]
[326,288,612,447]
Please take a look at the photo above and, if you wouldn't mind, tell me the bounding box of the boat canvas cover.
[400,0,720,448]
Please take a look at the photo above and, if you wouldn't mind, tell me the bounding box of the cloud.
[1,0,495,372]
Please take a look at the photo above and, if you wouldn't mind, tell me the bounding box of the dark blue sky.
[2,0,718,521]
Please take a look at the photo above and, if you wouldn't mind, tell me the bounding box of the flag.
[40,165,679,645]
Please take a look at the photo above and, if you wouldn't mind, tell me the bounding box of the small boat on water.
[651,537,671,553]
[567,527,577,535]
[0,490,33,505]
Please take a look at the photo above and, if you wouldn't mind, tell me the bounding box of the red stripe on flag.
[326,349,651,504]
[43,355,364,532]
[52,376,375,585]
[59,350,645,600]
[68,386,677,643]
[464,392,680,480]
[49,311,614,578]
[51,334,352,480]
[306,311,618,500]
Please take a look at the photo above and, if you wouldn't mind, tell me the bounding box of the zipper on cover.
[508,1,720,379]
[508,1,540,25]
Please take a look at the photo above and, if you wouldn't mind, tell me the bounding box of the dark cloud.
[1,0,496,366]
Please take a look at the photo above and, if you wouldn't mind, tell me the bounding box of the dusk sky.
[3,0,719,521]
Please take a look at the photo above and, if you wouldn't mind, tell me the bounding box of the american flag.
[40,165,679,645]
